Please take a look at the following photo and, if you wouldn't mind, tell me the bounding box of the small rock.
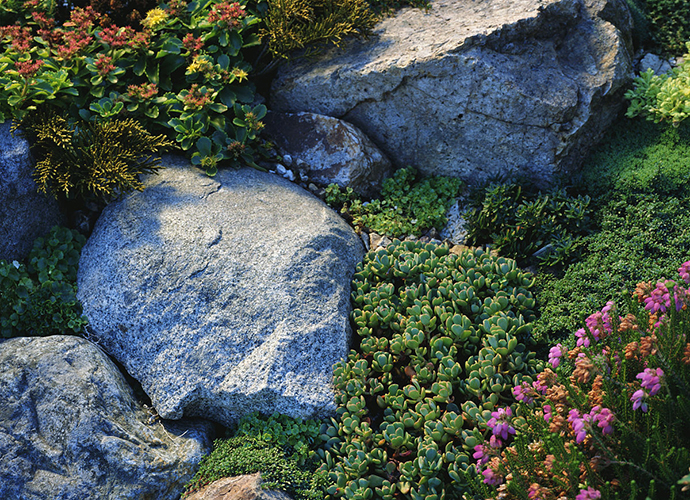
[379,236,392,248]
[184,473,292,500]
[639,53,673,75]
[369,232,383,250]
[282,154,293,167]
[532,244,555,259]
[275,164,287,175]
[360,232,370,251]
[283,170,295,181]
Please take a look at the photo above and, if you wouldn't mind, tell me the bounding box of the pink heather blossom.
[576,487,602,500]
[637,367,663,396]
[631,388,649,412]
[679,261,690,285]
[472,435,502,466]
[644,281,673,314]
[543,404,553,423]
[548,343,566,368]
[577,301,616,347]
[567,409,591,444]
[589,405,615,435]
[482,466,503,486]
[512,382,534,404]
[487,407,516,441]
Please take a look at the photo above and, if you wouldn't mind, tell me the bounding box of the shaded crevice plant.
[324,167,462,238]
[0,226,87,338]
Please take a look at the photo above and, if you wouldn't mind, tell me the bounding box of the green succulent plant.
[319,240,543,499]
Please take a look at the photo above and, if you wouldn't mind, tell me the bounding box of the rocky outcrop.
[185,474,292,500]
[77,156,364,427]
[0,335,213,500]
[262,111,392,197]
[270,0,634,187]
[0,122,64,261]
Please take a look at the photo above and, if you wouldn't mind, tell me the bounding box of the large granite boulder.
[0,122,64,261]
[270,0,634,187]
[0,335,213,500]
[77,157,364,426]
[262,111,392,197]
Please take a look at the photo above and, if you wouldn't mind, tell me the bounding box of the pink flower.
[182,33,204,53]
[567,409,590,444]
[589,405,615,435]
[482,466,503,486]
[548,343,566,368]
[207,1,245,28]
[487,407,516,441]
[631,388,649,412]
[679,261,690,285]
[576,487,601,500]
[512,382,534,404]
[15,59,44,77]
[543,404,553,423]
[637,367,663,396]
[644,281,673,314]
[94,54,116,76]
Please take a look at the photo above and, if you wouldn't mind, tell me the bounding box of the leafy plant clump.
[0,0,266,175]
[466,263,690,499]
[17,109,174,204]
[184,412,329,499]
[464,183,593,269]
[325,167,462,238]
[532,194,690,343]
[1,226,88,338]
[625,42,690,127]
[318,240,543,499]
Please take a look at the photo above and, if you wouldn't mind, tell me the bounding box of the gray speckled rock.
[270,0,633,187]
[262,111,392,198]
[0,122,64,261]
[0,335,213,500]
[77,156,364,426]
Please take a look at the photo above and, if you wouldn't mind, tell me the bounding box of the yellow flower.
[142,8,169,29]
[186,54,214,75]
[231,67,249,82]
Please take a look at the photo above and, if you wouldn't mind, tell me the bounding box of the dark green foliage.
[320,241,542,500]
[639,0,690,55]
[533,194,690,342]
[464,183,592,268]
[577,118,690,201]
[0,226,87,338]
[16,110,174,204]
[184,413,329,500]
[626,0,652,49]
[325,167,462,238]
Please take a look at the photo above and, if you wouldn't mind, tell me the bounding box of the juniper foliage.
[16,110,174,204]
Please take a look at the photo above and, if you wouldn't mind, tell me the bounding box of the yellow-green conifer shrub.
[16,110,174,204]
[259,0,377,61]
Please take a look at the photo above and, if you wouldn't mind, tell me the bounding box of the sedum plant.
[325,167,462,238]
[0,0,265,174]
[466,263,690,499]
[16,108,174,204]
[0,226,87,338]
[318,240,543,499]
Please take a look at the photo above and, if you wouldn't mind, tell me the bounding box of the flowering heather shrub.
[465,262,690,500]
